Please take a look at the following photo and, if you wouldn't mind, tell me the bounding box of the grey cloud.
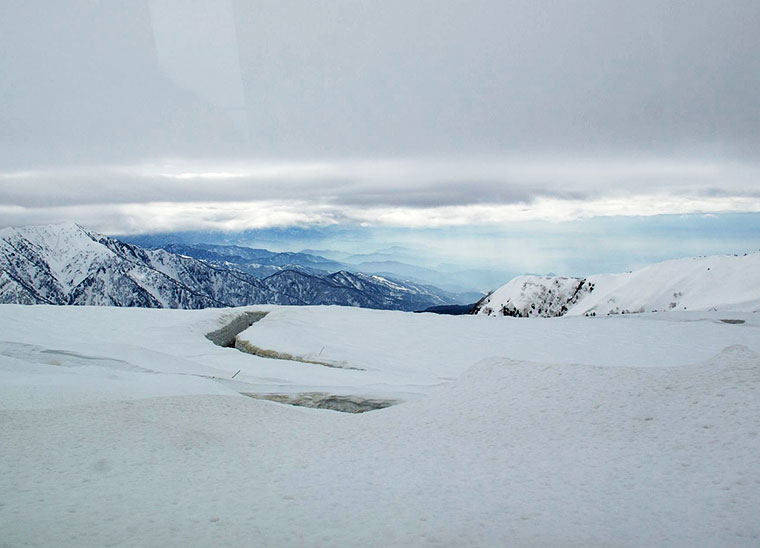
[0,171,546,209]
[2,0,760,169]
[233,0,760,159]
[325,179,587,208]
[0,169,354,207]
[2,156,759,214]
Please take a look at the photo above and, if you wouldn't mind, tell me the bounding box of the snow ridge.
[475,252,760,317]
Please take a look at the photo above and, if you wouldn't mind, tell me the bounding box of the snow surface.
[1,304,759,547]
[239,306,760,394]
[476,252,760,317]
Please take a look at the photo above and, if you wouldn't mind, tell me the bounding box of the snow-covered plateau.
[1,303,759,547]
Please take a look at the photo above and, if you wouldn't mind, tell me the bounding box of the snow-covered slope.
[0,222,267,307]
[473,275,593,317]
[1,304,759,547]
[0,223,452,310]
[475,252,760,317]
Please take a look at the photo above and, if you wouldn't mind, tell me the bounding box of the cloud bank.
[2,157,759,233]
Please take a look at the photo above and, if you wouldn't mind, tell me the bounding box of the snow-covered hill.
[474,252,760,317]
[0,223,452,310]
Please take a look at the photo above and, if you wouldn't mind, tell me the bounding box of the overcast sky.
[1,0,759,272]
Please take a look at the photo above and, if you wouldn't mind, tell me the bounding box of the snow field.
[239,306,760,390]
[1,304,759,546]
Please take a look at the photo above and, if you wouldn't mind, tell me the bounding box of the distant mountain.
[0,223,455,311]
[473,253,760,317]
[341,246,424,265]
[148,242,485,302]
[350,260,497,298]
[264,270,453,311]
[352,260,443,281]
[157,243,346,278]
[299,248,353,261]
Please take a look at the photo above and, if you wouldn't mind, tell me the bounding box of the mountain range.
[0,223,456,311]
[5,222,757,317]
[123,233,499,299]
[155,243,346,278]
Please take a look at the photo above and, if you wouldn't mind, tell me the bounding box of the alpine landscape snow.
[3,2,760,546]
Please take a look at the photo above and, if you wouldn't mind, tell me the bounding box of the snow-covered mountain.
[474,252,760,317]
[0,223,274,308]
[0,223,452,310]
